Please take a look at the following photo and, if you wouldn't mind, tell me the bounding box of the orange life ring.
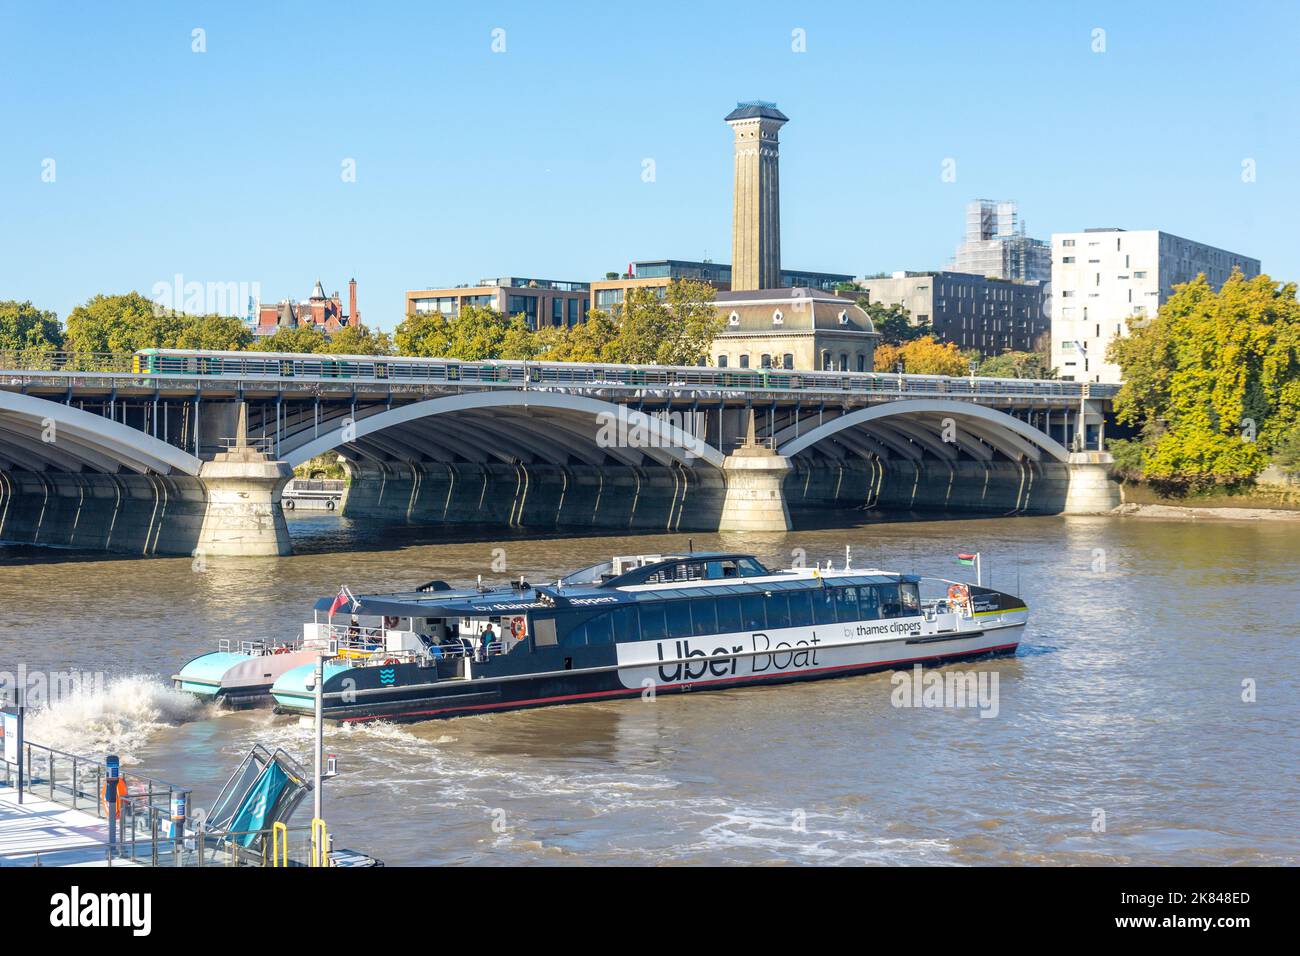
[272,645,291,655]
[509,617,525,639]
[101,778,127,816]
[382,657,399,666]
[947,584,970,606]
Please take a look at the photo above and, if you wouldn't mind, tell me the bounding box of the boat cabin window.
[856,586,881,621]
[813,589,837,625]
[716,596,743,633]
[532,617,558,647]
[788,590,814,627]
[834,586,860,623]
[740,594,766,630]
[638,605,668,642]
[900,583,920,613]
[704,557,767,579]
[690,599,718,636]
[766,593,791,630]
[876,584,902,618]
[663,602,693,639]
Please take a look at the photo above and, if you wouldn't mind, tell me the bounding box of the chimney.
[348,278,358,325]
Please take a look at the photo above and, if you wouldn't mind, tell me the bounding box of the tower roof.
[310,278,326,299]
[725,101,788,123]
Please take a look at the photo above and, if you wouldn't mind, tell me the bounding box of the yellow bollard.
[310,818,329,868]
[271,822,288,868]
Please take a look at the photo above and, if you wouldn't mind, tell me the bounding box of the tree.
[394,310,453,358]
[857,298,929,345]
[0,300,63,358]
[975,350,1056,379]
[172,314,254,351]
[1108,271,1300,487]
[259,325,329,353]
[322,323,392,356]
[63,292,184,355]
[558,309,620,363]
[613,279,720,365]
[874,335,968,376]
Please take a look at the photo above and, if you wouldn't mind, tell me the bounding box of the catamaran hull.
[174,649,322,706]
[271,623,1023,724]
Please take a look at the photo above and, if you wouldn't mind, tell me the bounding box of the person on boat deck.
[479,624,496,661]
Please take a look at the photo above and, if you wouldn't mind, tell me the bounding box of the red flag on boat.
[328,586,355,619]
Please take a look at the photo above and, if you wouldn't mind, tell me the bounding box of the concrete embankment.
[1111,502,1300,522]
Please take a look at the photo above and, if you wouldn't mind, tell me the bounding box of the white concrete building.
[1050,228,1260,383]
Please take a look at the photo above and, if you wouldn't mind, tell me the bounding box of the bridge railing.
[0,350,135,373]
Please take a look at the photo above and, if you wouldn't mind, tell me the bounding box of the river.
[1,512,1296,865]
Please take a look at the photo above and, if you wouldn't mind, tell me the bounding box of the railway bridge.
[0,351,1121,556]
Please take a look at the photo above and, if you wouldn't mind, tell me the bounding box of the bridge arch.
[776,399,1071,464]
[281,391,726,471]
[0,391,203,476]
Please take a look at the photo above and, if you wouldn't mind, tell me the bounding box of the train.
[130,348,1094,399]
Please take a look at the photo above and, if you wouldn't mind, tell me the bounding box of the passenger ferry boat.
[171,552,1026,723]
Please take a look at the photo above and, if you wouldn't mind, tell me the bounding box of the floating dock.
[0,785,139,867]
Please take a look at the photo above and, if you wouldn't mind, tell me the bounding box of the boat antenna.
[688,538,694,554]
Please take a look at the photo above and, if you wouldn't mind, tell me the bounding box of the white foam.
[24,674,201,763]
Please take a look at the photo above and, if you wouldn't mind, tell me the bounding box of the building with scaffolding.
[948,200,1051,283]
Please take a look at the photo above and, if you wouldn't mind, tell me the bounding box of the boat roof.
[314,562,919,620]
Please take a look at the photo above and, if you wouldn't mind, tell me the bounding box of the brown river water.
[1,512,1297,865]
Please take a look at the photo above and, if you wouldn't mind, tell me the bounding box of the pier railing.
[0,736,329,866]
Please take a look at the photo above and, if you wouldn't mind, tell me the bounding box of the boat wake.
[24,674,203,763]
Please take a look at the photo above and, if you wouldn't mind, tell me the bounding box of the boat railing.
[218,637,302,656]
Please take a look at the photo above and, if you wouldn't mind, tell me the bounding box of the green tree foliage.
[321,323,392,355]
[856,298,929,346]
[63,292,179,353]
[613,279,721,365]
[258,325,329,353]
[0,300,64,353]
[975,350,1056,379]
[172,314,254,351]
[1108,271,1300,486]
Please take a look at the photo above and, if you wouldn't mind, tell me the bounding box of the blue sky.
[2,0,1296,329]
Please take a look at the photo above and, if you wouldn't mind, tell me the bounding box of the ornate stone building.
[710,288,879,372]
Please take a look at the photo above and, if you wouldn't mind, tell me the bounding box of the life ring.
[272,645,291,655]
[383,616,400,630]
[101,778,127,817]
[382,657,400,666]
[509,617,525,639]
[283,498,295,511]
[947,584,970,607]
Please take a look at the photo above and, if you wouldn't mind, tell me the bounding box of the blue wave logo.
[378,668,396,686]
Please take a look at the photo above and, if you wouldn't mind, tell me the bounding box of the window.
[551,298,564,326]
[876,584,902,618]
[1062,239,1076,247]
[739,354,750,369]
[856,586,880,620]
[833,586,860,623]
[718,354,728,368]
[609,605,638,643]
[812,588,837,625]
[740,594,766,631]
[839,353,849,371]
[664,602,693,639]
[760,353,772,369]
[567,298,578,325]
[787,590,814,627]
[772,309,784,325]
[638,605,667,642]
[715,597,743,633]
[783,353,794,370]
[820,350,831,369]
[691,599,718,636]
[856,354,866,372]
[533,617,558,647]
[900,583,920,614]
[1062,256,1075,264]
[766,593,791,630]
[728,311,740,326]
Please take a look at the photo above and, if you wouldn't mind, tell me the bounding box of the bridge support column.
[1061,452,1122,514]
[196,458,293,556]
[717,447,792,532]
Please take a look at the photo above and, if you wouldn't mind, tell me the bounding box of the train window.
[664,602,693,640]
[766,593,791,630]
[833,586,860,623]
[715,597,742,633]
[740,594,766,631]
[690,599,718,637]
[812,589,837,625]
[638,605,667,642]
[787,590,814,627]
